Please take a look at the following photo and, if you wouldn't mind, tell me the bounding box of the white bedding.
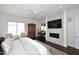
[8,37,51,55]
[9,39,27,55]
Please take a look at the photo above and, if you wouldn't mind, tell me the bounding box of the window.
[41,26,46,31]
[8,22,25,36]
[41,24,46,31]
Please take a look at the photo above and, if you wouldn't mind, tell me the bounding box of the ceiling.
[0,4,79,20]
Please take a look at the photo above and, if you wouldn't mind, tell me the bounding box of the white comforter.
[9,37,51,55]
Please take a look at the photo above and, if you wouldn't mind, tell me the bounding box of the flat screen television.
[48,19,62,28]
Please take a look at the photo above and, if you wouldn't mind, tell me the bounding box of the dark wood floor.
[45,41,79,55]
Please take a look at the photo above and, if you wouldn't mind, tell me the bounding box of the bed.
[2,37,51,55]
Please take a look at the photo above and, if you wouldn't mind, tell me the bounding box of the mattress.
[8,37,51,55]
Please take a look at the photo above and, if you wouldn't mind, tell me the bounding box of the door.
[75,16,79,49]
[28,23,36,39]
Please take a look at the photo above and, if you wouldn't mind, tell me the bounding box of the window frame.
[8,22,25,35]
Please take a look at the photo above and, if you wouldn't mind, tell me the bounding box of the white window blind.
[8,22,25,35]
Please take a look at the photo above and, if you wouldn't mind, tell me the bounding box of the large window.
[8,22,25,35]
[41,26,46,31]
[41,24,46,31]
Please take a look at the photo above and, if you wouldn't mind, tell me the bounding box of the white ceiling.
[0,4,79,20]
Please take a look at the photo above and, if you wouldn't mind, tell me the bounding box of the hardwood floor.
[45,41,79,55]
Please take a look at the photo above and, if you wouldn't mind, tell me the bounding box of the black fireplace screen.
[50,33,59,38]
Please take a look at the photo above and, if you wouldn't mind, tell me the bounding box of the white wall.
[67,8,79,48]
[47,8,79,48]
[0,13,43,37]
[47,13,66,46]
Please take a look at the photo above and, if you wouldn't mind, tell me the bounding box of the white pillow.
[20,32,26,37]
[13,35,20,40]
[5,33,13,39]
[1,38,13,55]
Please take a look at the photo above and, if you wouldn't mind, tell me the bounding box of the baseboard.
[45,41,79,55]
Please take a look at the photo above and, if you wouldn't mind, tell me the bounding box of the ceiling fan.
[25,8,46,20]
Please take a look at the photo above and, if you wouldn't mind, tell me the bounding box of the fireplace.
[50,33,59,38]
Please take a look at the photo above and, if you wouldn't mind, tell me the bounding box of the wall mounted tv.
[48,19,62,28]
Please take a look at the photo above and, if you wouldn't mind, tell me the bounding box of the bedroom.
[0,4,79,55]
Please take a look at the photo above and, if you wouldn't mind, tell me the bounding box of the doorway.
[75,16,79,49]
[28,23,36,39]
[67,16,79,49]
